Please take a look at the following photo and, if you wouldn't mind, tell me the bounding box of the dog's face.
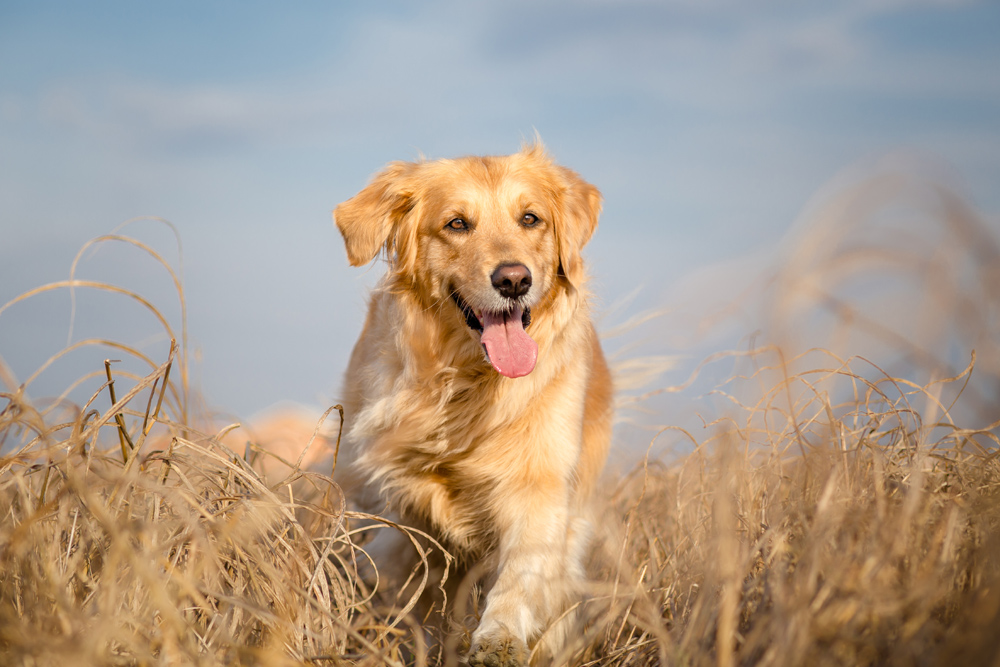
[335,145,601,378]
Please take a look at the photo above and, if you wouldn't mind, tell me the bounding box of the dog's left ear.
[555,166,602,287]
[334,161,416,267]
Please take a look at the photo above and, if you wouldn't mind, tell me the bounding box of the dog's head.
[334,143,601,378]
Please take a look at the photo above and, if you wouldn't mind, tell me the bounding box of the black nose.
[491,263,532,299]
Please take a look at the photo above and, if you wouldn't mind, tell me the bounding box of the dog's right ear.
[334,162,416,267]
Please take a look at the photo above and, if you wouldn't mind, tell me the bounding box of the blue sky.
[1,1,998,423]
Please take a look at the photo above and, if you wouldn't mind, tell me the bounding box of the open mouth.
[450,292,537,378]
[451,293,531,331]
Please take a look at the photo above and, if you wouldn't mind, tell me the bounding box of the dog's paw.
[467,632,528,667]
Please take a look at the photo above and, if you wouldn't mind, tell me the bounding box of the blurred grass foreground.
[2,167,999,666]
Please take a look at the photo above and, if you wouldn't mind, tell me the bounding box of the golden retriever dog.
[333,143,612,665]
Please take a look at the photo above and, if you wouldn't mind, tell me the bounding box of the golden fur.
[333,144,613,665]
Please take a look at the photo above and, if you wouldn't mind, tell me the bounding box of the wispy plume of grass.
[766,167,1000,422]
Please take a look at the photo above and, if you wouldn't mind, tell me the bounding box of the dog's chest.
[414,374,521,455]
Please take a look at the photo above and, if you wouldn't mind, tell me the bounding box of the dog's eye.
[522,213,540,227]
[446,218,469,231]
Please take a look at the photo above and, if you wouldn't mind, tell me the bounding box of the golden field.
[2,173,998,666]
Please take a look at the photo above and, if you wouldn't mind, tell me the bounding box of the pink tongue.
[480,306,538,378]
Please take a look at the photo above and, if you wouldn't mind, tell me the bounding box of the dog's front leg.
[468,483,576,667]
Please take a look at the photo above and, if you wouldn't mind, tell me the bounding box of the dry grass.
[2,176,999,666]
[581,348,1000,667]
